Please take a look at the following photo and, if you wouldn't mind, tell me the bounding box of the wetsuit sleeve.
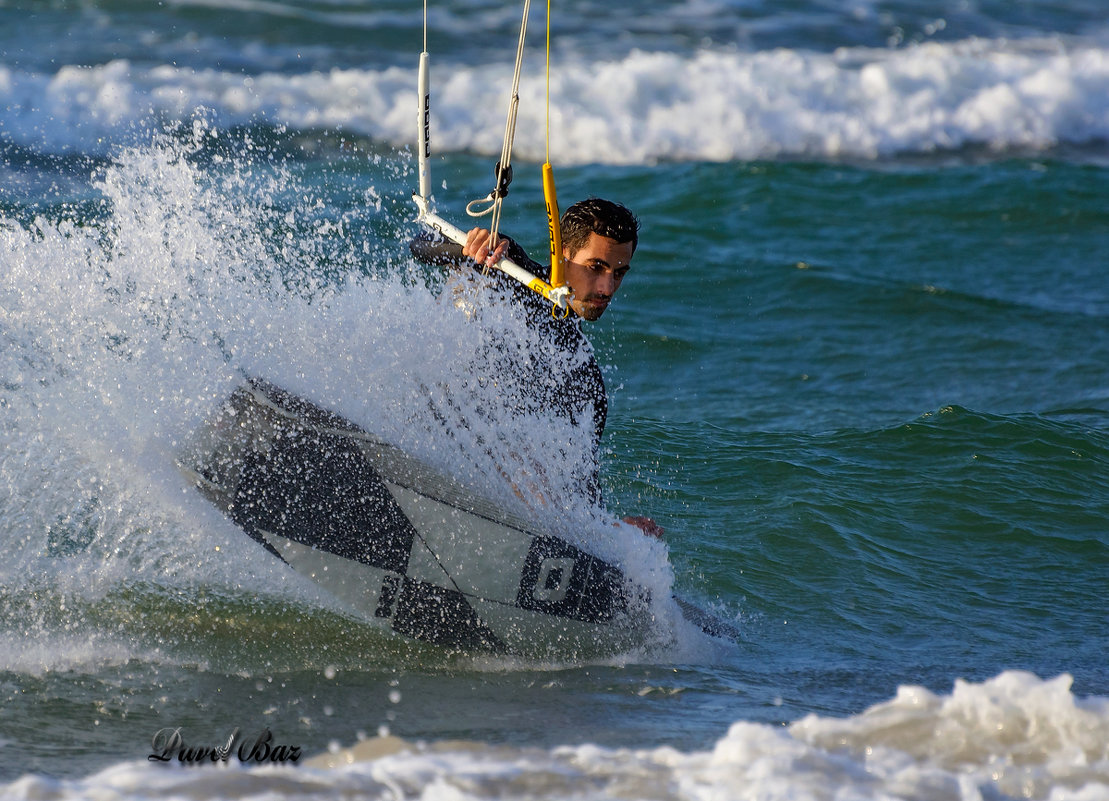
[409,231,548,281]
[409,232,465,267]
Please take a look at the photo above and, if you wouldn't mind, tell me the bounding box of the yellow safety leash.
[542,0,567,303]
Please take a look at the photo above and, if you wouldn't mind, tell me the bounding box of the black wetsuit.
[410,233,607,502]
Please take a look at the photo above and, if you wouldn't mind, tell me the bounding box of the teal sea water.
[2,1,1108,798]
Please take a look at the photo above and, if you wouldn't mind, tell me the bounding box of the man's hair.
[561,198,640,256]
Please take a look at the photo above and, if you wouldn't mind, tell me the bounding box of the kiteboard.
[178,378,659,657]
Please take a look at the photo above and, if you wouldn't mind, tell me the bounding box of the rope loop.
[466,195,497,217]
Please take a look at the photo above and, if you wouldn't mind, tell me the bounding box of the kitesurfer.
[411,197,662,538]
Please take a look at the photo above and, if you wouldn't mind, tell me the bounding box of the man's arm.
[408,232,466,267]
[410,227,542,278]
[622,516,664,538]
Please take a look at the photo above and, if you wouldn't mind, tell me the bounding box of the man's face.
[563,232,635,321]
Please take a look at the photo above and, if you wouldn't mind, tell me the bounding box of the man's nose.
[597,271,616,296]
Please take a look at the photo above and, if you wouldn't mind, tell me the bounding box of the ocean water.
[2,0,1108,798]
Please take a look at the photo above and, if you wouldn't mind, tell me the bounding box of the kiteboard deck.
[178,378,656,657]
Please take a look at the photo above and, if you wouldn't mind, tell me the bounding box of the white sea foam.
[2,38,1108,162]
[3,672,1106,800]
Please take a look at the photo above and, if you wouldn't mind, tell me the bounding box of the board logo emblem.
[516,536,631,623]
[530,557,577,603]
